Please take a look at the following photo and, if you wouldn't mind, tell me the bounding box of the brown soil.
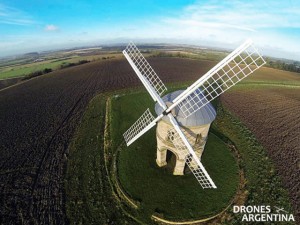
[0,77,23,90]
[221,87,300,221]
[246,67,300,82]
[0,56,298,224]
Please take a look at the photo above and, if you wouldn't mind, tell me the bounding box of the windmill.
[122,39,266,189]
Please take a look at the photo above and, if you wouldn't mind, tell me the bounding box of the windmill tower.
[155,90,216,175]
[123,39,265,189]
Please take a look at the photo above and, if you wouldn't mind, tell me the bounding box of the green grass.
[0,59,72,79]
[65,95,137,225]
[0,60,64,79]
[111,92,239,222]
[65,85,295,225]
[0,54,122,79]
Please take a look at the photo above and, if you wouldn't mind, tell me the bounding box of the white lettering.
[289,214,295,221]
[251,206,258,213]
[240,206,246,213]
[260,206,265,213]
[233,205,295,222]
[242,214,248,221]
[233,205,240,213]
[248,214,254,221]
[254,214,261,221]
[266,213,273,221]
[281,214,288,221]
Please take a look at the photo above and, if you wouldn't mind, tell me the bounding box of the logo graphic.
[274,206,288,214]
[233,205,295,222]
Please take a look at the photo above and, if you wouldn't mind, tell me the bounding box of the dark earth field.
[0,58,217,224]
[0,77,23,90]
[222,87,300,221]
[0,56,299,224]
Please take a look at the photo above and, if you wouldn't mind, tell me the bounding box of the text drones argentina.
[233,205,295,222]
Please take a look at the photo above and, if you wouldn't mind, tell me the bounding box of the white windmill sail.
[123,43,168,146]
[122,39,265,189]
[123,39,265,146]
[185,154,215,188]
[123,108,160,146]
[166,114,216,188]
[167,39,266,118]
[123,42,167,106]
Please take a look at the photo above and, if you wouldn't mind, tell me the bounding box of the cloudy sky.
[0,0,300,60]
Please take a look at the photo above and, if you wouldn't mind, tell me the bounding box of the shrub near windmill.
[123,39,266,189]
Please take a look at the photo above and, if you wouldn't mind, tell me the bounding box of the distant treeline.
[150,51,226,62]
[265,58,300,73]
[60,60,90,69]
[22,68,53,80]
[152,51,300,74]
[22,60,91,80]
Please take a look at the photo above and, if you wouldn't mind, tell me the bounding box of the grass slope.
[65,95,137,225]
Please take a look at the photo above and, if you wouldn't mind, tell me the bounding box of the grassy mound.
[111,92,239,221]
[65,87,294,224]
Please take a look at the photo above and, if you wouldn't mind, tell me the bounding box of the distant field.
[244,66,300,84]
[1,46,299,83]
[0,53,122,79]
[151,49,228,62]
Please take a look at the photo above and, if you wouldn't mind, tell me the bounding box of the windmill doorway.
[165,150,177,173]
[156,147,186,175]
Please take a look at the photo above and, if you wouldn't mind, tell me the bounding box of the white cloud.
[123,0,300,60]
[180,0,300,29]
[45,24,59,31]
[1,1,300,61]
[0,3,36,25]
[159,0,300,36]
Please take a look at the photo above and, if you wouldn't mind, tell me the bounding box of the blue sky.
[1,0,300,60]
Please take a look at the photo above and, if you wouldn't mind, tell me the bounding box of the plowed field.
[0,58,216,224]
[0,56,299,224]
[221,87,300,221]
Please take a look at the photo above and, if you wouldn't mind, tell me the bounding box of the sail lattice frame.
[123,108,155,145]
[124,42,167,96]
[177,44,266,118]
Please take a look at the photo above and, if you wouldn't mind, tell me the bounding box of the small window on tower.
[195,133,202,144]
[167,130,175,142]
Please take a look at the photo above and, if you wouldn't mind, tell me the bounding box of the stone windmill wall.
[156,119,211,175]
[154,90,216,175]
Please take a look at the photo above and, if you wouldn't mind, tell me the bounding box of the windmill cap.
[155,89,216,127]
